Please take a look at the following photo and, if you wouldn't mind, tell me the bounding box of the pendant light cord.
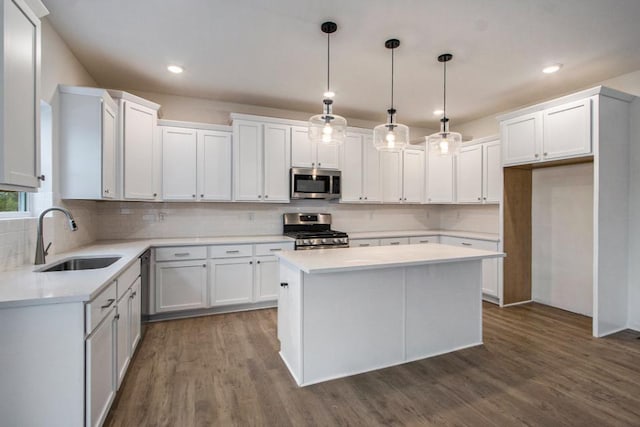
[391,46,395,111]
[327,32,330,93]
[443,59,447,122]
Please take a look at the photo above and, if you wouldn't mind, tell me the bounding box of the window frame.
[0,192,30,219]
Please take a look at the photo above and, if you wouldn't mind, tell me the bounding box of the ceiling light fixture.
[433,109,444,116]
[427,53,461,157]
[308,21,347,146]
[542,63,562,74]
[373,39,409,152]
[167,65,184,74]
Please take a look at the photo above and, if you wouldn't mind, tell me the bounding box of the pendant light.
[373,39,409,152]
[427,53,461,156]
[308,21,347,146]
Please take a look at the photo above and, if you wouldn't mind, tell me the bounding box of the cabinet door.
[291,125,314,168]
[197,130,232,201]
[86,308,116,427]
[115,292,130,388]
[362,135,381,202]
[501,112,542,166]
[543,98,592,160]
[341,134,364,202]
[426,153,455,203]
[210,257,254,306]
[101,102,117,198]
[380,151,403,203]
[0,0,40,190]
[162,127,197,200]
[129,277,142,355]
[439,236,499,297]
[255,256,279,302]
[155,260,208,312]
[456,145,483,203]
[263,124,291,202]
[123,102,158,199]
[233,120,262,201]
[316,141,340,169]
[483,140,502,203]
[409,236,440,244]
[402,149,425,203]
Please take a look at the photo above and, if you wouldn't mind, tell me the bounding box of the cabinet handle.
[226,250,240,254]
[101,298,115,309]
[420,240,430,243]
[280,282,288,288]
[360,244,370,247]
[390,242,400,246]
[174,252,190,257]
[461,242,472,246]
[269,248,282,252]
[37,174,45,181]
[104,189,110,194]
[114,313,120,320]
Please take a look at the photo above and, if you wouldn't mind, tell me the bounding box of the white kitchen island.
[276,243,504,386]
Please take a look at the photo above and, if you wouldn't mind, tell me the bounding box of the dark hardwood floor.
[105,303,640,426]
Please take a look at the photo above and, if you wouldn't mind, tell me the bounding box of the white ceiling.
[44,0,640,128]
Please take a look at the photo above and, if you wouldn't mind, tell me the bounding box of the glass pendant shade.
[427,120,461,156]
[373,116,409,151]
[308,100,347,146]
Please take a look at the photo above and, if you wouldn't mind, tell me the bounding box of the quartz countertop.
[0,235,293,308]
[276,243,504,274]
[348,229,500,242]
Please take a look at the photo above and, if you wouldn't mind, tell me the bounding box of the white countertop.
[348,229,500,242]
[0,235,293,308]
[276,244,504,274]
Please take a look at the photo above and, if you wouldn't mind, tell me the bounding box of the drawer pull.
[419,240,430,243]
[390,242,400,246]
[280,282,288,288]
[101,298,115,309]
[360,244,370,247]
[269,248,282,252]
[226,250,240,254]
[461,242,472,246]
[174,252,190,257]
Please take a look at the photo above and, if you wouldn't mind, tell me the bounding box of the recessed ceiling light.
[433,109,444,116]
[323,91,335,98]
[167,65,184,74]
[542,64,562,74]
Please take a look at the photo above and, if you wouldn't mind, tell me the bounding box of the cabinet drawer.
[208,244,253,258]
[350,238,380,248]
[440,236,498,251]
[155,246,207,261]
[379,237,410,246]
[255,242,294,256]
[86,280,117,335]
[117,260,140,299]
[409,236,440,245]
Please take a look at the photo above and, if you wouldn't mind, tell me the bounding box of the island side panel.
[302,268,405,386]
[278,260,304,385]
[405,260,483,361]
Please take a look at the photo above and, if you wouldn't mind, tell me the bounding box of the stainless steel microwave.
[290,168,341,200]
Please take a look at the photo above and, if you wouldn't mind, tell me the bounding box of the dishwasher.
[139,249,151,337]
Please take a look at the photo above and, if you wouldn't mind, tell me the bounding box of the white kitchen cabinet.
[426,152,455,203]
[483,140,502,203]
[198,129,232,201]
[233,119,290,202]
[402,149,425,203]
[456,139,502,204]
[380,237,410,246]
[128,277,142,355]
[291,125,340,169]
[155,259,208,312]
[381,151,403,203]
[0,0,42,191]
[209,257,254,306]
[254,256,280,302]
[439,236,499,297]
[59,86,118,199]
[108,90,161,200]
[501,97,592,166]
[115,289,131,388]
[350,238,380,247]
[162,126,197,200]
[341,132,380,203]
[409,236,440,244]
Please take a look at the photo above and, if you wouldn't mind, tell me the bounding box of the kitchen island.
[276,243,504,386]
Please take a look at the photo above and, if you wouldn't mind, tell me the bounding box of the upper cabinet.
[59,86,118,199]
[340,132,380,203]
[0,0,44,191]
[426,152,455,203]
[501,93,596,167]
[380,148,424,204]
[291,125,339,169]
[456,138,501,204]
[107,90,161,200]
[232,117,290,202]
[160,121,232,202]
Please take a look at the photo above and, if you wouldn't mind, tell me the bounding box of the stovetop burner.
[283,213,349,250]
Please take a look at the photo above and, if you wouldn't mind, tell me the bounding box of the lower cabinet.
[86,305,116,427]
[115,292,131,387]
[439,236,499,297]
[209,257,254,306]
[380,237,410,246]
[350,238,380,247]
[408,236,440,244]
[155,259,208,312]
[254,256,280,301]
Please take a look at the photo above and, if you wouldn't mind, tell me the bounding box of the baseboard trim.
[146,301,277,323]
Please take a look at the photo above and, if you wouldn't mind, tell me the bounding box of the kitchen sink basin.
[37,256,121,272]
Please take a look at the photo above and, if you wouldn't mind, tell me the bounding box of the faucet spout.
[34,207,78,265]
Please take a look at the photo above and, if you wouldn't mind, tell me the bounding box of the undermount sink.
[37,256,121,272]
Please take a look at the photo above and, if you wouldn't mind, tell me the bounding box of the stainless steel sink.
[37,256,121,272]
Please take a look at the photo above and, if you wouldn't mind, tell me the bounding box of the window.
[0,191,28,217]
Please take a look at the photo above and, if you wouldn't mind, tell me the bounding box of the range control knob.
[303,239,310,245]
[322,238,328,244]
[333,238,341,243]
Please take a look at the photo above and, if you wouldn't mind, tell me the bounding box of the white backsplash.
[438,204,500,234]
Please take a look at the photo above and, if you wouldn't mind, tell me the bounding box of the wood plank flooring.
[105,303,640,426]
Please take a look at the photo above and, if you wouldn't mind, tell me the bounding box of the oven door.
[290,168,340,199]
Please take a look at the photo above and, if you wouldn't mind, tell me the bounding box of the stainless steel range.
[283,213,349,250]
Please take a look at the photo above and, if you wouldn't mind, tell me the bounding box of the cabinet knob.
[280,282,288,288]
[318,163,321,167]
[257,260,261,264]
[364,197,368,200]
[534,154,539,158]
[478,197,481,201]
[399,198,402,201]
[153,193,158,197]
[543,152,548,156]
[265,195,269,199]
[312,162,315,166]
[104,188,109,194]
[114,314,120,320]
[249,261,253,265]
[200,194,204,198]
[404,198,407,201]
[202,264,206,268]
[192,194,196,198]
[483,197,487,200]
[258,195,262,198]
[359,196,362,200]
